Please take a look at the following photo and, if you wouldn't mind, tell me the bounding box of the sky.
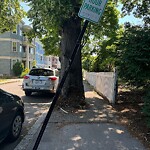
[21,2,143,26]
[21,2,31,25]
[117,4,143,25]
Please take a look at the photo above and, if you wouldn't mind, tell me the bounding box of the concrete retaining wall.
[84,71,117,104]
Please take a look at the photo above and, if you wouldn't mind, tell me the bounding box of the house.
[51,56,61,69]
[0,21,35,76]
[44,55,61,69]
[0,22,61,76]
[35,38,61,69]
[35,38,45,68]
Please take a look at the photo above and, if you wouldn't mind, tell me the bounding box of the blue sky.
[21,2,31,25]
[117,4,143,25]
[21,2,143,26]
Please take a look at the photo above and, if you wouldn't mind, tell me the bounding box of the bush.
[20,68,30,78]
[117,25,150,88]
[13,62,24,76]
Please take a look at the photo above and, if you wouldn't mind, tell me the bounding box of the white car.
[22,68,59,96]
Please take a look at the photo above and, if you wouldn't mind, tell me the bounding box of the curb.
[14,110,47,150]
[0,79,23,85]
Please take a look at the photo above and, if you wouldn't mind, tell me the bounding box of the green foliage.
[82,55,95,72]
[118,0,150,25]
[25,0,120,56]
[0,0,26,33]
[26,0,82,36]
[82,25,123,72]
[32,60,36,67]
[20,67,30,78]
[40,29,61,56]
[81,1,121,72]
[143,90,150,127]
[117,24,150,87]
[13,61,24,76]
[25,0,82,55]
[91,1,120,38]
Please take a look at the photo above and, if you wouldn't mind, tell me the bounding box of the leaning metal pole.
[33,20,89,150]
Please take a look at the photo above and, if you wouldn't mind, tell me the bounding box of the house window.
[11,59,17,69]
[30,48,34,54]
[20,44,22,52]
[29,48,31,54]
[22,46,26,53]
[12,42,17,52]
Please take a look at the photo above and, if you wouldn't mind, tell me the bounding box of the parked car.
[22,68,59,96]
[0,89,24,143]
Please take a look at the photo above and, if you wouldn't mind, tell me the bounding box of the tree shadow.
[37,123,143,150]
[21,92,55,103]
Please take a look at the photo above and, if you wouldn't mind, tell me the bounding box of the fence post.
[112,67,118,104]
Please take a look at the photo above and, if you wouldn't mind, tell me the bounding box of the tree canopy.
[24,0,120,107]
[0,0,26,33]
[25,0,120,55]
[117,24,150,87]
[82,0,150,73]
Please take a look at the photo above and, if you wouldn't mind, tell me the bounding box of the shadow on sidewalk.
[50,80,118,124]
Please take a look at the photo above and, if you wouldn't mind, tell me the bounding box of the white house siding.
[0,59,11,75]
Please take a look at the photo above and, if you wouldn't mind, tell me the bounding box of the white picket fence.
[84,70,117,104]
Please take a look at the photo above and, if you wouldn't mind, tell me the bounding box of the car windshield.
[29,69,54,76]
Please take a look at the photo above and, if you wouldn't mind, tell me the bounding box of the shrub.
[20,68,30,78]
[13,62,24,76]
[117,25,150,88]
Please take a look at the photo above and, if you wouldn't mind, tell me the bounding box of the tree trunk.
[59,17,85,108]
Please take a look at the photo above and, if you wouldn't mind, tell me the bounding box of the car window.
[29,69,54,76]
[0,93,13,104]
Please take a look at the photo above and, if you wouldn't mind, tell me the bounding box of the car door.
[0,92,16,140]
[0,91,5,140]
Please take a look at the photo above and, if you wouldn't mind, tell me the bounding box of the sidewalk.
[15,81,146,150]
[0,79,22,85]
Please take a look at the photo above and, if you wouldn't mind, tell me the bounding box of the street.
[0,80,53,150]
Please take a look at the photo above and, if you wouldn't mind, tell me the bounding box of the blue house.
[35,38,45,68]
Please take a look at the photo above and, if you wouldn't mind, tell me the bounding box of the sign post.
[78,0,108,23]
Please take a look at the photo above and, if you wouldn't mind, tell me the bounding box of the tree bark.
[59,17,85,108]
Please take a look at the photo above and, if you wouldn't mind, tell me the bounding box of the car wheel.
[25,91,32,96]
[7,113,23,142]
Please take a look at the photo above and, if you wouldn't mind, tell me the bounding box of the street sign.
[78,0,108,23]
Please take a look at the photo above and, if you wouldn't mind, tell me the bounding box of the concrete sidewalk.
[15,81,146,150]
[0,79,22,85]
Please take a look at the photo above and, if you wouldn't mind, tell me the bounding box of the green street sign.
[78,0,108,23]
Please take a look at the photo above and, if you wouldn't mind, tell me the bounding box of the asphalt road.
[0,80,53,150]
